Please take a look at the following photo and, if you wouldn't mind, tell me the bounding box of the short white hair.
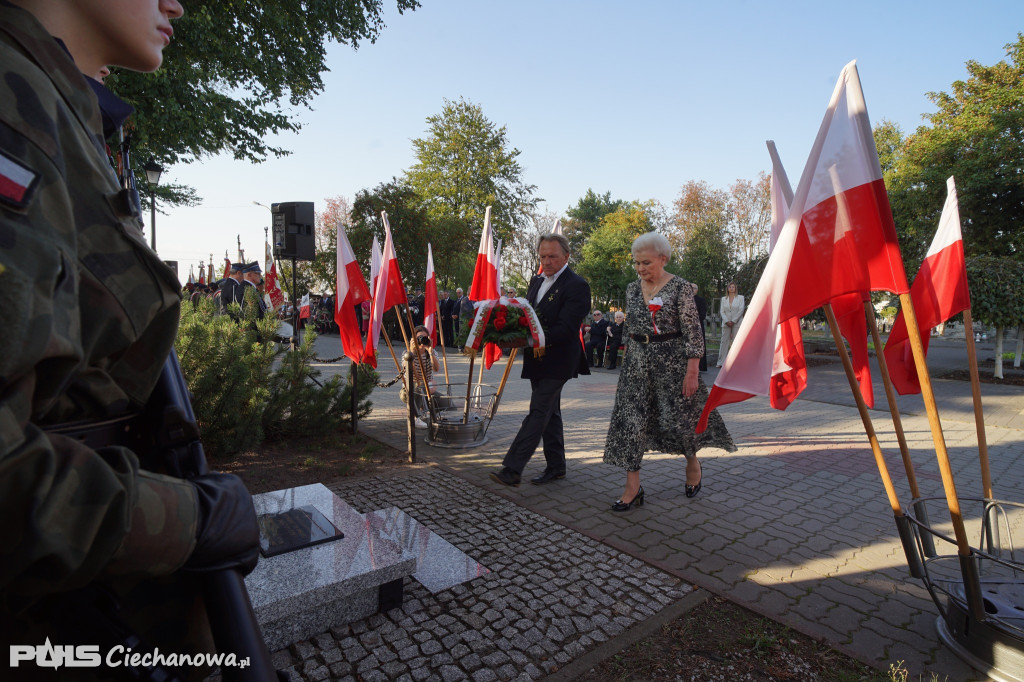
[631,232,672,260]
[614,311,625,321]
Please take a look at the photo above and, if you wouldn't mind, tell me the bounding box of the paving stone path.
[282,334,1024,680]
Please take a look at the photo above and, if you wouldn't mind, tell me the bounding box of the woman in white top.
[716,282,745,367]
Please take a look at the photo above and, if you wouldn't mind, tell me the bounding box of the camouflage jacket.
[0,3,198,613]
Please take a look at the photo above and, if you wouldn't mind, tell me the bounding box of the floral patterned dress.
[603,277,736,471]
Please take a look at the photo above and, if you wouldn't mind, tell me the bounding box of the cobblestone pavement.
[269,468,692,681]
[305,335,1024,680]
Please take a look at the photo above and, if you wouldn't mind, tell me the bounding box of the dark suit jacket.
[524,267,591,381]
[588,318,610,348]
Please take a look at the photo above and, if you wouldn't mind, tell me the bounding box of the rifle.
[149,349,279,682]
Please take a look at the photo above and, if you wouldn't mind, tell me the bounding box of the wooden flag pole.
[379,328,404,376]
[463,351,476,424]
[490,347,519,417]
[898,292,972,556]
[823,304,904,517]
[864,302,921,498]
[436,301,450,384]
[393,306,410,348]
[476,346,487,392]
[962,307,993,499]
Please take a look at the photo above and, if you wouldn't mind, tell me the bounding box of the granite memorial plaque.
[258,504,344,557]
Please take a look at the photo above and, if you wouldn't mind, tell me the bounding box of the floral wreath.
[464,297,546,358]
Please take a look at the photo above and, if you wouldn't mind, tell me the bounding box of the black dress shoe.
[612,486,644,512]
[530,469,566,485]
[489,468,521,487]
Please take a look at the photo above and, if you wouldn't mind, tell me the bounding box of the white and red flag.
[424,244,439,346]
[299,293,311,319]
[197,264,205,286]
[187,266,195,286]
[469,206,503,369]
[364,212,408,364]
[370,236,382,293]
[699,61,909,431]
[335,223,372,364]
[470,206,500,302]
[884,176,970,395]
[222,254,231,280]
[265,241,284,307]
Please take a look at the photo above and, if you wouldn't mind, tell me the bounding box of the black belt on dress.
[630,332,683,344]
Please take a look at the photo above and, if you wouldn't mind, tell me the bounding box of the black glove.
[183,473,260,576]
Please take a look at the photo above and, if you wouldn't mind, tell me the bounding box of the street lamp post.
[143,160,163,252]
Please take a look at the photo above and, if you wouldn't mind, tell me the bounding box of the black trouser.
[586,340,606,367]
[501,377,567,475]
[605,344,621,369]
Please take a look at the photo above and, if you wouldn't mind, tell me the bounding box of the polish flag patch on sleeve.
[0,150,38,207]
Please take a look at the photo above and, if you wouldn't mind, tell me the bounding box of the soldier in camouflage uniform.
[0,1,260,678]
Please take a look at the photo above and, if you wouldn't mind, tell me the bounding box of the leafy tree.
[965,256,1024,378]
[890,35,1024,263]
[405,98,539,252]
[562,189,625,257]
[109,1,421,206]
[733,254,769,300]
[670,180,730,257]
[675,222,734,301]
[577,202,655,308]
[350,179,433,287]
[728,173,771,264]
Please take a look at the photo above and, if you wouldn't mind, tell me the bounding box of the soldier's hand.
[183,473,260,576]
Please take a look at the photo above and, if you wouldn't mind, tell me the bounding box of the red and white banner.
[265,241,283,308]
[470,206,500,302]
[222,255,231,280]
[699,61,908,431]
[299,293,310,319]
[335,223,372,365]
[364,212,408,364]
[424,244,439,346]
[469,206,502,368]
[884,176,970,395]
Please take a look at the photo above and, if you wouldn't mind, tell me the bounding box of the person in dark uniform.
[585,310,610,368]
[438,290,455,347]
[242,261,267,319]
[219,262,244,314]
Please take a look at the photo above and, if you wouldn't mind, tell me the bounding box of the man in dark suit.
[585,310,610,368]
[438,290,455,347]
[451,287,466,344]
[490,234,591,487]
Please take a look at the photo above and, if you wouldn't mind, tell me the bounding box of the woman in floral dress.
[603,232,736,511]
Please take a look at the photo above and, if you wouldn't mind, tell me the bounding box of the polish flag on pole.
[222,254,231,280]
[370,236,382,293]
[884,177,970,395]
[699,61,909,431]
[299,293,311,319]
[424,244,439,345]
[764,142,807,410]
[469,206,503,369]
[470,206,500,302]
[494,239,503,295]
[364,212,408,363]
[335,223,372,364]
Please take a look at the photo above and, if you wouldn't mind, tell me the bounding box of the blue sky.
[158,0,1022,283]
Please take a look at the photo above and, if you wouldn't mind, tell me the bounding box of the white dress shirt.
[535,263,569,304]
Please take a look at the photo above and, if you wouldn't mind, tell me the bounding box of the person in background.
[410,325,440,429]
[717,281,744,367]
[603,232,735,511]
[585,310,610,368]
[605,311,625,369]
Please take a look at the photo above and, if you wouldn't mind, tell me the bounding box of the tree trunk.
[994,326,1005,379]
[1015,327,1023,369]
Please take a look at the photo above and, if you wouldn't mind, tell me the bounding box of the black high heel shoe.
[612,486,644,512]
[685,459,702,498]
